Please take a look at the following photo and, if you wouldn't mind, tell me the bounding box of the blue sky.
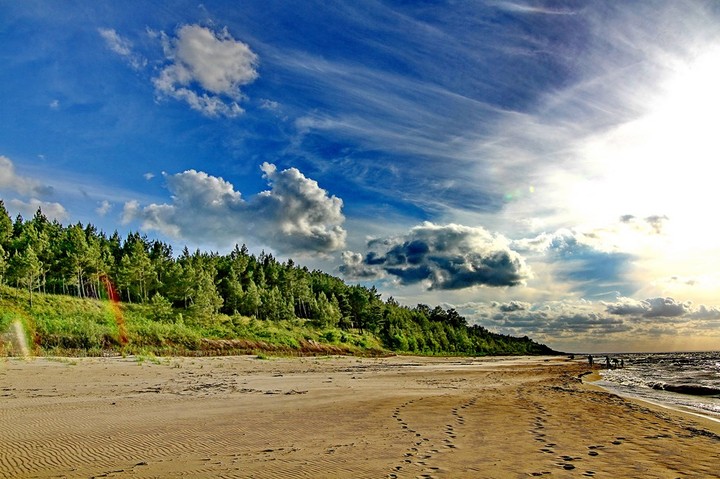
[2,1,720,352]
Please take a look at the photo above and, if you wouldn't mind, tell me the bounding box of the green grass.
[0,284,386,357]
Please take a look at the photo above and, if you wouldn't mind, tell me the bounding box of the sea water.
[594,351,720,421]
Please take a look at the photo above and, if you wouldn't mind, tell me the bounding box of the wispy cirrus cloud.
[98,28,146,70]
[492,2,577,15]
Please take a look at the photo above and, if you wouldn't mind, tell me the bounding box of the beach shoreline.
[2,355,718,478]
[584,366,720,433]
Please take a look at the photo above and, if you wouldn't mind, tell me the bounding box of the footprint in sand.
[556,455,583,471]
[560,455,581,462]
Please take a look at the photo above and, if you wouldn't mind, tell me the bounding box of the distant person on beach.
[620,359,624,368]
[605,356,611,369]
[588,354,593,366]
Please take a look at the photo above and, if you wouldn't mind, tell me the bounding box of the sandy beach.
[1,355,719,479]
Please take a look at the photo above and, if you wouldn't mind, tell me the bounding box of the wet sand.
[1,355,719,478]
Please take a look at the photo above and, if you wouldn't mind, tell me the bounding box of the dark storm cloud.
[341,223,530,290]
[493,300,531,312]
[339,251,381,279]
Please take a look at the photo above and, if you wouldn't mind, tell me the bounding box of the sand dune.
[1,355,718,478]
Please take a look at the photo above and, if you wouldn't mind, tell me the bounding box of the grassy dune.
[0,285,385,357]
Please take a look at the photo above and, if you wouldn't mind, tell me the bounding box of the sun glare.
[573,45,720,230]
[549,45,720,298]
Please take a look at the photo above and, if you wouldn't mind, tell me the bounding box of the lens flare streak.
[12,320,30,357]
[101,275,128,346]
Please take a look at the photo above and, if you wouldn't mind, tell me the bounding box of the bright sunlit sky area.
[2,1,720,352]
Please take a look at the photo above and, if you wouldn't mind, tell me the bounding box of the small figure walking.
[605,356,611,369]
[620,359,624,368]
[588,354,594,366]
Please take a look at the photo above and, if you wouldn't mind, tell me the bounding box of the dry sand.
[1,355,719,479]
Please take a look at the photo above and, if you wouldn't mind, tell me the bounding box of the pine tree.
[316,291,341,327]
[149,292,174,323]
[63,224,90,297]
[9,246,43,307]
[0,200,14,251]
[191,269,223,318]
[127,240,153,302]
[0,244,7,286]
[241,279,261,318]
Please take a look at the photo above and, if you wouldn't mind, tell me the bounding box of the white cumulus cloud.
[123,164,345,254]
[153,24,259,117]
[605,296,692,318]
[0,155,55,197]
[95,200,112,217]
[9,198,68,222]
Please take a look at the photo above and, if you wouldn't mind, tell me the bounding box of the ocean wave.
[595,352,720,421]
[650,383,720,397]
